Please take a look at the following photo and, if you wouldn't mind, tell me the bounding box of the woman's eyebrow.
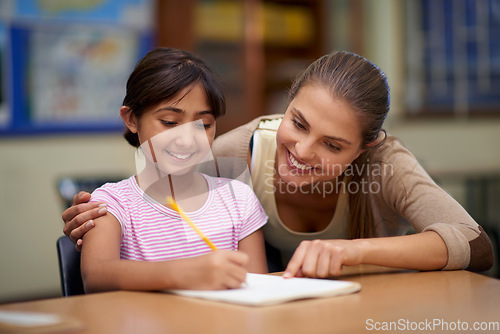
[294,109,310,127]
[295,109,351,146]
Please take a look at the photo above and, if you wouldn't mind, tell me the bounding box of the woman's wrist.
[352,238,373,265]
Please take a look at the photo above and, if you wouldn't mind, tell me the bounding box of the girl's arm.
[81,212,249,293]
[238,228,268,274]
[283,231,448,278]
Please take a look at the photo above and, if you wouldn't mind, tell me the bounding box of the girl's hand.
[174,251,249,290]
[62,191,107,251]
[283,239,365,278]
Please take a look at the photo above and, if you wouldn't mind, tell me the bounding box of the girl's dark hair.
[122,47,226,147]
[290,50,390,239]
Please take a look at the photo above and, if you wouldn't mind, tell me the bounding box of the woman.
[63,51,494,277]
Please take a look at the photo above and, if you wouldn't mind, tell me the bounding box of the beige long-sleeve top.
[212,114,493,271]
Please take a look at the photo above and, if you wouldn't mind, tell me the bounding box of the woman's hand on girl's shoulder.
[62,191,107,251]
[283,239,366,278]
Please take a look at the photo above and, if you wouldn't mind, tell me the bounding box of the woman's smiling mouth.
[287,150,314,172]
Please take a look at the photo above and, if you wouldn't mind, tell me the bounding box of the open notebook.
[167,273,361,306]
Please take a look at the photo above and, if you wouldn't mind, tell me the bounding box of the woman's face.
[276,83,365,186]
[135,83,216,175]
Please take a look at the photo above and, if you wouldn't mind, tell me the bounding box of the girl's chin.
[157,164,197,176]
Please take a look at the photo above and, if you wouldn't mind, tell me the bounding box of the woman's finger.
[283,241,310,278]
[329,247,344,276]
[300,240,323,277]
[62,205,106,238]
[72,191,91,206]
[69,219,96,244]
[316,247,332,278]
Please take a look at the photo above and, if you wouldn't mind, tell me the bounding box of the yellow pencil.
[166,196,218,251]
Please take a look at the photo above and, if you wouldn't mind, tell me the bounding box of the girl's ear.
[120,106,138,133]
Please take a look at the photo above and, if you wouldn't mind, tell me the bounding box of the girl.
[66,51,493,278]
[80,48,268,293]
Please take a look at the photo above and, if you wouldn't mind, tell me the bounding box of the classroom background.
[0,0,499,303]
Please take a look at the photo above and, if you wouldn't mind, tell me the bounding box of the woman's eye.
[292,118,306,130]
[325,141,340,152]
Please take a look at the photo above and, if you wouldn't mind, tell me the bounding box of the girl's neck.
[136,169,209,212]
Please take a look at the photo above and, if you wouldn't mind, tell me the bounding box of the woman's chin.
[277,172,313,187]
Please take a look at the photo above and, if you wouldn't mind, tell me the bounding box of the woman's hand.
[283,239,366,278]
[62,191,107,251]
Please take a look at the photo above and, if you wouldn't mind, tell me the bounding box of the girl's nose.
[173,124,196,148]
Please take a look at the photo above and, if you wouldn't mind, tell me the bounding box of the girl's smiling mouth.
[165,150,197,161]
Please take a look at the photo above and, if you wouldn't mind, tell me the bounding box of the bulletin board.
[0,0,155,135]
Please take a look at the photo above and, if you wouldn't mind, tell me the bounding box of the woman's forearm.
[357,231,448,270]
[284,231,449,278]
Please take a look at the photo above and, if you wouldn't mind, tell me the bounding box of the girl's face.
[126,83,216,175]
[276,83,365,186]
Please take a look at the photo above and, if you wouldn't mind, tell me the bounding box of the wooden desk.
[1,267,499,334]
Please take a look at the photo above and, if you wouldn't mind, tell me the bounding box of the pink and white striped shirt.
[91,175,268,261]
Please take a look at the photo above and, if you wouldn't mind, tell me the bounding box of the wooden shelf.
[155,0,327,135]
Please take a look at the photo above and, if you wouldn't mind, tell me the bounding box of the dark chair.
[56,235,85,296]
[56,176,125,296]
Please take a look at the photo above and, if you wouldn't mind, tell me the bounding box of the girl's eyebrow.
[154,107,213,116]
[294,109,352,146]
[154,106,182,113]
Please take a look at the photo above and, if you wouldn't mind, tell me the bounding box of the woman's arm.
[376,138,494,271]
[283,231,448,278]
[238,228,268,274]
[81,212,249,293]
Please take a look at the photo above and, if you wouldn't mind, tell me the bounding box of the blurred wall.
[1,0,500,303]
[0,135,135,302]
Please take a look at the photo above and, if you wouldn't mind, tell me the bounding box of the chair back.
[56,235,85,296]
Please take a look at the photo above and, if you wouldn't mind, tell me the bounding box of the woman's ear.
[120,106,138,133]
[366,139,379,148]
[366,130,387,148]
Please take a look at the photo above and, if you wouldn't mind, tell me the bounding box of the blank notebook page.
[167,273,361,306]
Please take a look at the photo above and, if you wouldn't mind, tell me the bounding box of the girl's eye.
[161,120,212,129]
[161,120,177,127]
[292,118,306,131]
[195,122,212,129]
[324,141,340,152]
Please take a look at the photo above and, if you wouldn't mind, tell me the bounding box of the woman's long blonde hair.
[289,51,390,239]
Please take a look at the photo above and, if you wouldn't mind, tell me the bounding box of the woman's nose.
[294,137,316,162]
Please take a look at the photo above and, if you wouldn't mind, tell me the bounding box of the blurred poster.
[0,0,154,134]
[14,0,153,29]
[29,26,138,125]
